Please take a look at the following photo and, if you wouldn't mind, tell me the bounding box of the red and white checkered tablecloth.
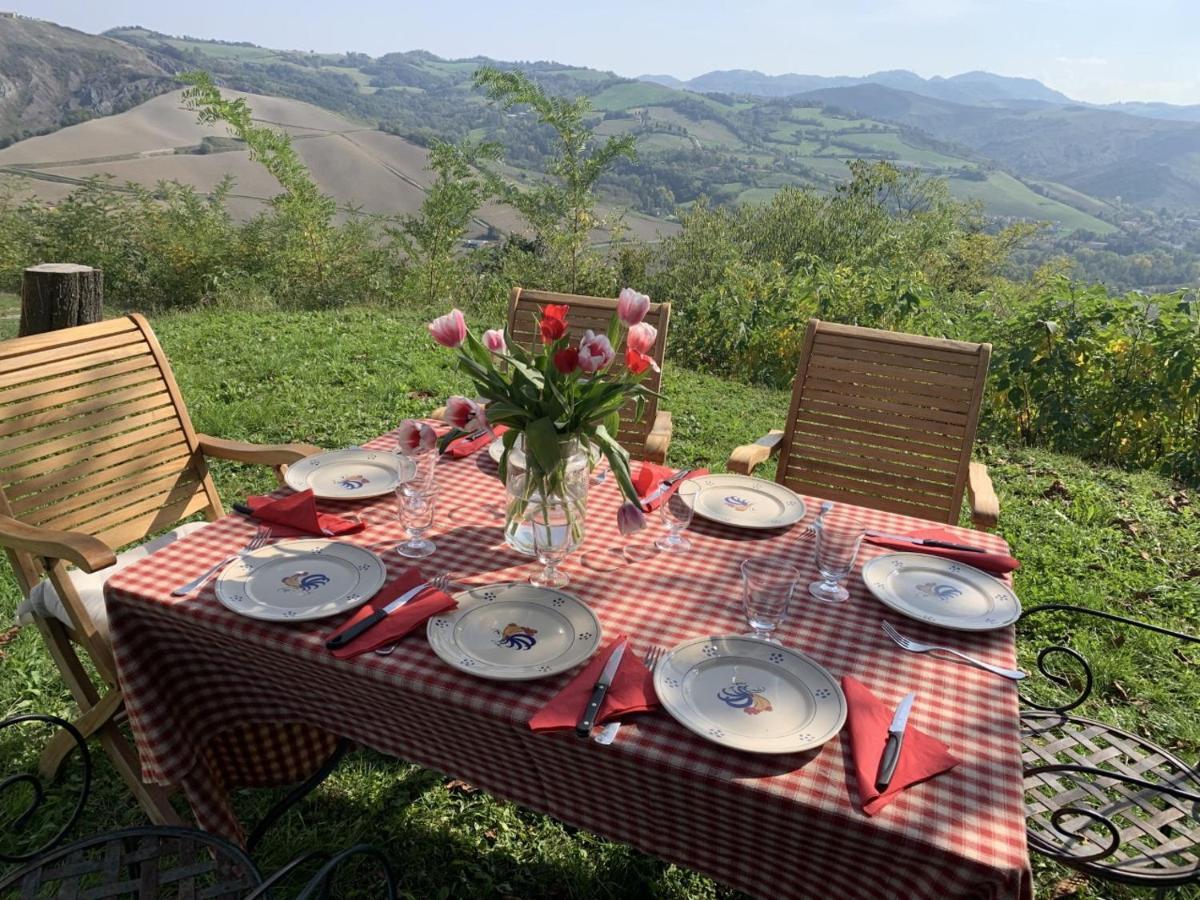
[105,428,1033,900]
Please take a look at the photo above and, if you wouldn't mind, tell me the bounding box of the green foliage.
[473,67,636,293]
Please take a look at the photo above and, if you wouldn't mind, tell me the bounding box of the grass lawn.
[2,303,1198,899]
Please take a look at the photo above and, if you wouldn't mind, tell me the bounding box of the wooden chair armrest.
[643,410,673,465]
[197,435,323,467]
[726,430,784,475]
[0,514,116,573]
[967,462,1000,531]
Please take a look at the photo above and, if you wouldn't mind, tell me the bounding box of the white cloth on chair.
[15,522,207,642]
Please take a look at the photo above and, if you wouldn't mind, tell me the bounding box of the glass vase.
[504,435,590,559]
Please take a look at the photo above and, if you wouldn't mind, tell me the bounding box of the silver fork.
[374,573,457,656]
[882,621,1027,680]
[172,528,271,596]
[796,500,834,543]
[594,644,666,745]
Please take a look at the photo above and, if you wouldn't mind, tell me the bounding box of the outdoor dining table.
[105,426,1033,900]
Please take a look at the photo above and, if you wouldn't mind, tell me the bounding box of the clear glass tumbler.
[656,481,699,552]
[396,486,438,558]
[809,514,865,603]
[741,558,801,643]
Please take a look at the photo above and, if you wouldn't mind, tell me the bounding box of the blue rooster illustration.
[281,572,331,592]
[916,581,963,601]
[336,473,370,490]
[495,623,538,650]
[718,682,773,715]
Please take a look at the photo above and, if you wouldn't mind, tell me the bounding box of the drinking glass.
[656,481,699,552]
[527,501,580,588]
[740,558,800,643]
[809,513,866,603]
[396,486,438,558]
[398,446,437,494]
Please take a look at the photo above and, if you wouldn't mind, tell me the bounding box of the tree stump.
[19,264,103,337]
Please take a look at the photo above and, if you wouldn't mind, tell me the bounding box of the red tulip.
[625,348,660,375]
[627,322,657,355]
[428,308,467,348]
[482,329,506,354]
[539,304,569,343]
[445,395,483,430]
[397,419,436,454]
[553,346,580,374]
[617,502,647,535]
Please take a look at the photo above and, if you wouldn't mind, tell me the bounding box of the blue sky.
[13,0,1200,104]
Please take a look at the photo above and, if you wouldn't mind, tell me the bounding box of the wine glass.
[656,481,699,552]
[740,558,800,643]
[809,513,866,603]
[398,445,437,494]
[396,486,438,558]
[527,501,581,588]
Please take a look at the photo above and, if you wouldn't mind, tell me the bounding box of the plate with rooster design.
[689,475,806,530]
[861,553,1021,630]
[654,636,846,754]
[426,583,602,680]
[284,449,416,500]
[214,539,386,622]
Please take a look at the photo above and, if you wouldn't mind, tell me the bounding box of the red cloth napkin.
[865,527,1019,575]
[445,425,510,459]
[326,567,456,660]
[634,462,710,512]
[529,636,659,732]
[246,489,364,536]
[842,676,959,815]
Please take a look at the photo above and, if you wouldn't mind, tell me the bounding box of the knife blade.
[876,692,916,791]
[576,639,628,738]
[325,580,431,650]
[440,427,487,454]
[642,468,695,508]
[866,531,987,553]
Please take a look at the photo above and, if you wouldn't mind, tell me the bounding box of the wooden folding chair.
[0,315,320,824]
[506,287,674,463]
[727,319,999,529]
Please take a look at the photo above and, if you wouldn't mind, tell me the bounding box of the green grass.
[2,303,1198,899]
[946,172,1117,234]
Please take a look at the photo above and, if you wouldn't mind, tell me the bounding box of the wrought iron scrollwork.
[1018,604,1200,714]
[1,714,92,864]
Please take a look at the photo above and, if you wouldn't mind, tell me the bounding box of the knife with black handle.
[325,581,430,650]
[576,639,627,738]
[876,692,916,792]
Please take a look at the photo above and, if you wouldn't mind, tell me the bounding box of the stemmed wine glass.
[656,481,699,552]
[809,512,865,603]
[396,485,438,558]
[527,501,580,588]
[740,558,800,643]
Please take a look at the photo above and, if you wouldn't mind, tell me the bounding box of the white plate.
[284,449,415,500]
[426,583,602,680]
[487,438,600,468]
[654,635,846,754]
[861,553,1022,631]
[214,539,386,622]
[690,474,807,530]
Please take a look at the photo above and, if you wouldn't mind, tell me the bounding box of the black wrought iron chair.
[1018,605,1200,896]
[1,714,395,898]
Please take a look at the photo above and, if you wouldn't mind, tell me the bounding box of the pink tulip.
[617,288,650,327]
[617,501,647,535]
[627,322,657,355]
[428,308,467,348]
[577,330,615,374]
[483,329,506,354]
[397,419,437,454]
[445,395,482,430]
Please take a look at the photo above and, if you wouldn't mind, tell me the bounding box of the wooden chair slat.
[0,404,179,466]
[93,493,213,551]
[0,329,148,377]
[775,319,989,525]
[10,445,195,515]
[0,379,173,441]
[44,470,206,536]
[5,431,190,497]
[0,341,156,391]
[0,355,160,409]
[0,316,139,361]
[29,462,202,532]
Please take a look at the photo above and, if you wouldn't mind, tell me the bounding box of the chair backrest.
[775,319,990,524]
[506,287,670,459]
[0,315,222,593]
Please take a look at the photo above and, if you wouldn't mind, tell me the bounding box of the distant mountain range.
[637,69,1200,123]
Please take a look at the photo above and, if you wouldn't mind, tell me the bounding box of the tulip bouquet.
[427,289,660,539]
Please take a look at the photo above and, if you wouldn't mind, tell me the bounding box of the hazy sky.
[13,0,1200,104]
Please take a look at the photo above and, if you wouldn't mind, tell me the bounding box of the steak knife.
[642,468,695,509]
[325,580,431,650]
[576,638,628,738]
[866,531,987,553]
[875,692,916,791]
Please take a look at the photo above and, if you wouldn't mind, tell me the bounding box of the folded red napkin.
[865,527,1019,575]
[445,425,510,459]
[246,489,364,536]
[529,635,659,732]
[326,567,456,660]
[634,462,710,512]
[842,676,959,815]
